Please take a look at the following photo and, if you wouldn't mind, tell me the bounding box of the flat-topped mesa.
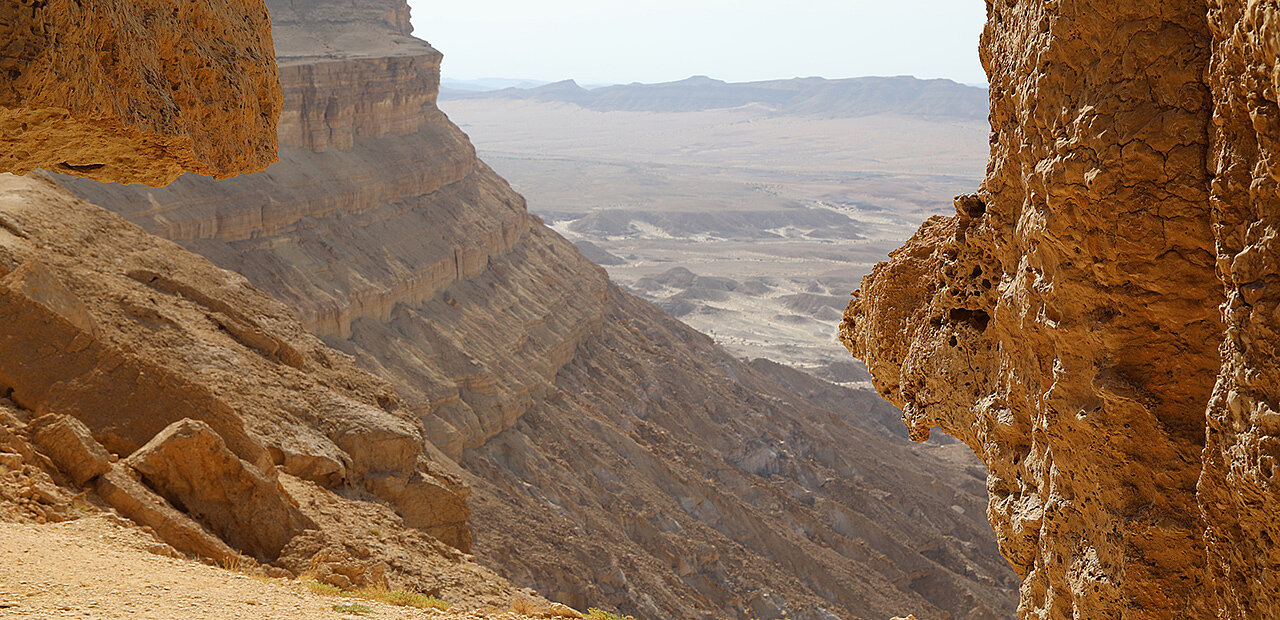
[0,0,281,186]
[843,0,1224,616]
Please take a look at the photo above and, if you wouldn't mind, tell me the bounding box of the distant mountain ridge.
[442,77,552,91]
[441,74,989,119]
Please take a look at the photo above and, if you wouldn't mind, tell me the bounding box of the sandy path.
[0,516,535,620]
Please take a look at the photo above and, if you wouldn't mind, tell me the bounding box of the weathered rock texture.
[29,414,112,486]
[842,1,1280,617]
[0,0,282,186]
[96,462,243,564]
[1202,1,1280,617]
[56,1,1021,617]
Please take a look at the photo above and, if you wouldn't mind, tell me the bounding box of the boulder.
[0,0,281,185]
[125,419,315,561]
[28,414,111,486]
[96,463,240,564]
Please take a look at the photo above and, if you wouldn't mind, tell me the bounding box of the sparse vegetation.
[217,555,258,574]
[508,596,543,615]
[333,602,374,615]
[586,608,629,620]
[300,581,450,611]
[68,496,95,515]
[302,581,343,596]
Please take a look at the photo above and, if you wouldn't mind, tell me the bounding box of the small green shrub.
[586,608,627,620]
[300,580,449,611]
[333,602,374,615]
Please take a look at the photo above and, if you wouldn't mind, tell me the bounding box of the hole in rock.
[948,308,991,332]
[57,162,106,173]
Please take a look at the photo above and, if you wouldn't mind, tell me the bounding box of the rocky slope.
[0,0,281,185]
[56,1,1019,618]
[842,1,1280,617]
[0,172,538,608]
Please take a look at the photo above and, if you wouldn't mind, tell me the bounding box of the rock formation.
[55,0,1022,617]
[842,1,1280,617]
[0,0,282,185]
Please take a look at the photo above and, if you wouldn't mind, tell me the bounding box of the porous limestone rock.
[28,414,112,486]
[843,0,1280,618]
[1200,1,1280,616]
[125,419,315,561]
[0,0,281,185]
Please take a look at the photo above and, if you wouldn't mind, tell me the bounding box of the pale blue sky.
[408,1,988,86]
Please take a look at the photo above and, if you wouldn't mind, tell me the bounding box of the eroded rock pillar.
[842,1,1222,616]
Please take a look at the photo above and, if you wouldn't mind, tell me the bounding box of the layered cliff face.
[0,0,281,185]
[843,1,1280,617]
[57,1,1021,617]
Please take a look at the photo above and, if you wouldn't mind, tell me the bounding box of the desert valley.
[440,77,989,383]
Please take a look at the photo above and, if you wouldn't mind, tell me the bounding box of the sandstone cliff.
[842,1,1280,617]
[0,0,281,185]
[55,1,1020,617]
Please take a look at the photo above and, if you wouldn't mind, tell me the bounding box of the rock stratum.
[0,0,282,186]
[53,0,1020,618]
[842,1,1280,617]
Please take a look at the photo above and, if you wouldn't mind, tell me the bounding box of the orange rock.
[363,471,471,551]
[0,0,281,185]
[1201,1,1280,616]
[844,0,1280,617]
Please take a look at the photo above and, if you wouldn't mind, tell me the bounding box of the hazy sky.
[408,1,988,86]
